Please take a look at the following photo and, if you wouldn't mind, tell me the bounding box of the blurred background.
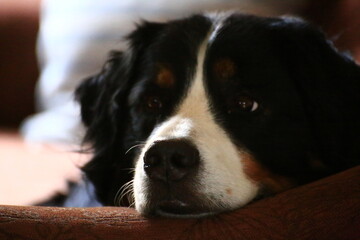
[0,0,359,206]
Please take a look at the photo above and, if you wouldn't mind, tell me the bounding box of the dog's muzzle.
[140,139,208,216]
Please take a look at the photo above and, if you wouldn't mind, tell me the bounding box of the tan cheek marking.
[226,188,233,195]
[213,58,236,81]
[240,151,294,193]
[155,64,175,88]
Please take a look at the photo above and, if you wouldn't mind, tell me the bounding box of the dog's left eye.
[228,95,259,114]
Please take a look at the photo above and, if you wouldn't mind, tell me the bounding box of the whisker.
[128,201,136,208]
[125,188,135,206]
[121,167,136,173]
[113,142,146,207]
[114,179,135,206]
[125,143,146,155]
[116,183,132,205]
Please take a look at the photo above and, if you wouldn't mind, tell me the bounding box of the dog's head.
[76,13,360,217]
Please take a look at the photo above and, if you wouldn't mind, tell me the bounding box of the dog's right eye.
[145,96,163,112]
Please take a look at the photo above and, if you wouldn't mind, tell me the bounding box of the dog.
[75,12,360,217]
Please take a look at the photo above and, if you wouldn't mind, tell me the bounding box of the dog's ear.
[75,21,166,204]
[75,21,165,144]
[75,51,123,127]
[272,17,360,171]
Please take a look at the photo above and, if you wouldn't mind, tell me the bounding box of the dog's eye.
[146,96,163,111]
[238,96,258,112]
[228,96,258,114]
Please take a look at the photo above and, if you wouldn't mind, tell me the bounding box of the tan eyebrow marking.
[155,63,175,88]
[213,58,236,81]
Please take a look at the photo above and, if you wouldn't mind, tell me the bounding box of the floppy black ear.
[273,17,360,171]
[75,21,165,144]
[75,51,123,127]
[74,21,166,204]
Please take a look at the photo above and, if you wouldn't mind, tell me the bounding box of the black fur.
[76,15,212,204]
[76,13,360,206]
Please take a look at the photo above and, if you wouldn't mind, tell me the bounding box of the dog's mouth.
[153,199,214,218]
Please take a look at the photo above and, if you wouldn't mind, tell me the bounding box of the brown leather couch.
[0,1,359,239]
[1,166,359,239]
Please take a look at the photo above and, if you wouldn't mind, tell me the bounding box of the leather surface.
[1,166,359,240]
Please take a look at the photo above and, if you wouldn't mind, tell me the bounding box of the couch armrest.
[0,166,359,240]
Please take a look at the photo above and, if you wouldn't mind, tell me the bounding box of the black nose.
[143,139,200,182]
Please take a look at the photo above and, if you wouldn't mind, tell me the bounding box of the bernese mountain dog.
[75,13,360,217]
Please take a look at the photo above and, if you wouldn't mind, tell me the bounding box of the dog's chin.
[141,199,219,218]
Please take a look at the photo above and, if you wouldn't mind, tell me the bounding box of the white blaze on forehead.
[176,38,258,208]
[207,12,230,43]
[134,19,259,214]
